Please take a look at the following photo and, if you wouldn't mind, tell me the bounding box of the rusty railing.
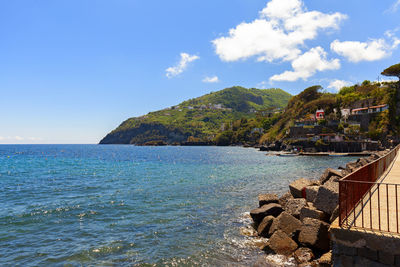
[338,145,400,232]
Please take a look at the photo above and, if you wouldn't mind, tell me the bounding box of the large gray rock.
[304,185,319,203]
[300,203,328,222]
[329,205,339,223]
[278,191,293,207]
[250,203,283,225]
[257,215,274,237]
[268,211,302,237]
[284,198,307,218]
[294,247,314,265]
[267,230,298,256]
[368,154,379,162]
[319,168,343,184]
[346,161,360,173]
[289,178,313,198]
[357,157,370,166]
[364,156,375,164]
[340,169,350,177]
[314,180,339,216]
[370,153,380,160]
[298,218,330,252]
[327,175,340,183]
[258,193,279,207]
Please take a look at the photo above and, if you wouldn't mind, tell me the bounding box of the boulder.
[319,168,343,184]
[240,226,258,237]
[253,238,269,250]
[298,218,330,252]
[346,161,360,173]
[268,211,302,238]
[357,157,369,166]
[328,175,341,183]
[377,151,386,157]
[310,179,320,186]
[289,178,313,198]
[294,247,315,265]
[371,153,380,160]
[250,203,283,225]
[304,186,319,203]
[329,205,339,223]
[257,215,274,237]
[314,180,339,216]
[300,203,328,222]
[368,155,377,161]
[340,169,350,177]
[278,191,293,207]
[284,198,307,218]
[298,262,318,267]
[267,230,298,256]
[258,193,279,207]
[364,156,375,163]
[319,251,332,267]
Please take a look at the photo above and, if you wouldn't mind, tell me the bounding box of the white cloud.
[0,136,44,143]
[27,137,43,141]
[331,30,400,63]
[330,38,397,63]
[166,53,199,78]
[386,30,400,48]
[202,76,219,83]
[387,0,400,12]
[270,47,340,81]
[327,79,352,91]
[212,0,346,63]
[257,81,271,89]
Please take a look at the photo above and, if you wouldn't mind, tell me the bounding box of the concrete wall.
[330,220,400,266]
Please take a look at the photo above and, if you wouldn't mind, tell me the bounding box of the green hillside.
[100,86,291,144]
[260,81,398,144]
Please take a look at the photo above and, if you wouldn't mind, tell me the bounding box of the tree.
[215,130,233,146]
[381,63,400,80]
[298,85,322,102]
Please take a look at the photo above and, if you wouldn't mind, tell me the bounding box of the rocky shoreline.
[245,149,391,266]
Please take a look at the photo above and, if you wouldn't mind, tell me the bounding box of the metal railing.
[338,145,400,232]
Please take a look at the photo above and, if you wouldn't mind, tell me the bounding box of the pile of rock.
[248,151,390,266]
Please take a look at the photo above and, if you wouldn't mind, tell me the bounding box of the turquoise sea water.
[0,145,355,266]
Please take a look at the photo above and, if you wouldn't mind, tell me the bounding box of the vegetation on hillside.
[259,79,398,144]
[100,86,291,144]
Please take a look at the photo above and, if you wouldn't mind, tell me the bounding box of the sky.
[1,0,400,144]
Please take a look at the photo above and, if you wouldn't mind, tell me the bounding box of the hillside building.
[315,109,325,120]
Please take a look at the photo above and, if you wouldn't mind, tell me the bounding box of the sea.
[0,145,355,266]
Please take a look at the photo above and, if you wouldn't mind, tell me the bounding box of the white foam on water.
[263,254,297,267]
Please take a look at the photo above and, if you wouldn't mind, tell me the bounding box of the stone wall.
[330,223,400,266]
[347,113,378,131]
[288,125,324,138]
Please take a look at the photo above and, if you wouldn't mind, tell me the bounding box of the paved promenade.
[347,151,400,233]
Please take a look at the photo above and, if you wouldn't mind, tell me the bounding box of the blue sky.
[1,0,400,144]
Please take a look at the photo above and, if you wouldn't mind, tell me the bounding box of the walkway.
[346,151,400,233]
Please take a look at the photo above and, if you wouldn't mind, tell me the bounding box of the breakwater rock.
[247,150,391,266]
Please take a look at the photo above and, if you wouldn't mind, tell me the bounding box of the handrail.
[338,145,400,232]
